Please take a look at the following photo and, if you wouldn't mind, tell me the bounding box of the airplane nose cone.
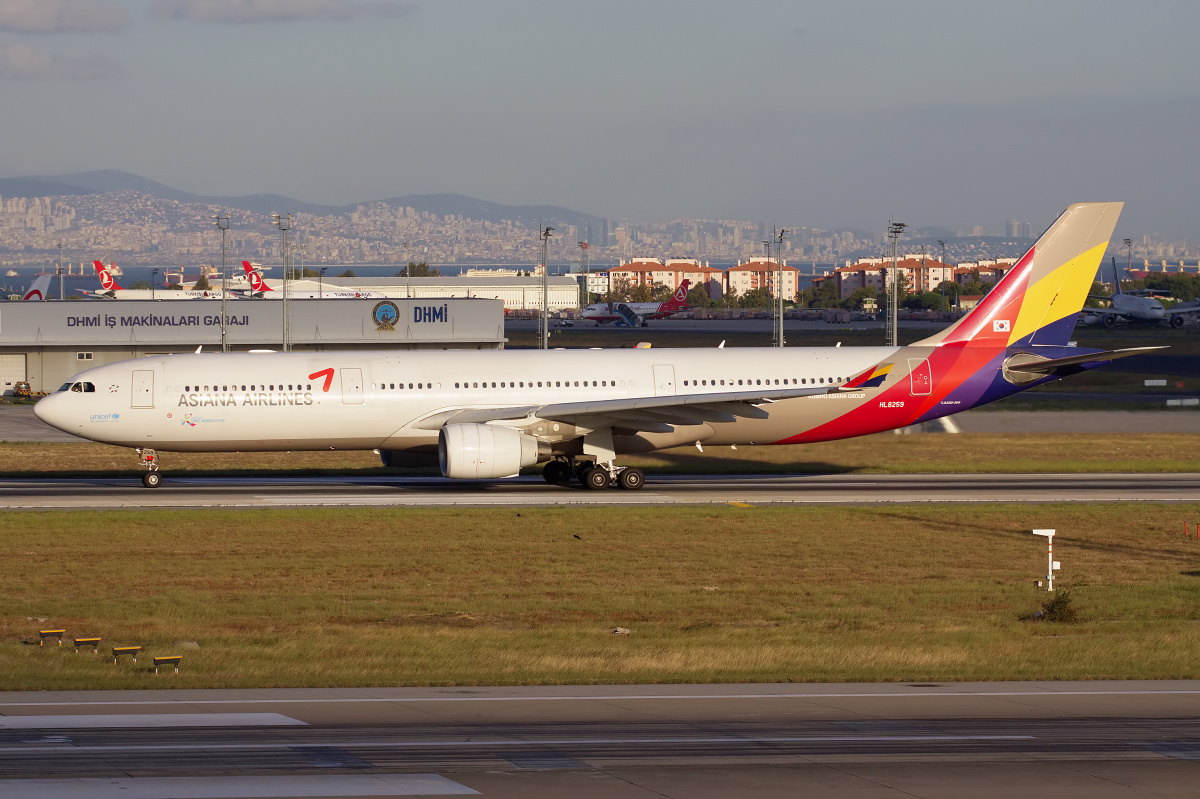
[33,392,72,433]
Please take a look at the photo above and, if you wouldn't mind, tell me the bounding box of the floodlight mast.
[1123,237,1133,276]
[776,228,788,348]
[887,221,907,346]
[272,214,292,352]
[539,227,554,350]
[213,214,230,352]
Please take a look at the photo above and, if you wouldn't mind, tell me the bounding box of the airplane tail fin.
[242,261,271,292]
[914,202,1123,349]
[1111,256,1124,296]
[662,279,691,312]
[21,274,52,301]
[92,260,124,291]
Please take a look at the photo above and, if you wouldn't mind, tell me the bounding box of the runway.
[2,472,1198,509]
[0,682,1197,797]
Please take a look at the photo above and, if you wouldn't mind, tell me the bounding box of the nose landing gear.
[137,448,162,488]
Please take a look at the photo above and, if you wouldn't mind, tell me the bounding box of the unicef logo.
[372,301,400,331]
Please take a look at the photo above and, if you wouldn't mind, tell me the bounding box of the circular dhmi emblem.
[372,300,400,331]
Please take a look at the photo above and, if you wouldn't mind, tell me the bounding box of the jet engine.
[438,423,545,479]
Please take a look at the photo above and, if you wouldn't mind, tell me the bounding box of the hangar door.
[0,354,26,396]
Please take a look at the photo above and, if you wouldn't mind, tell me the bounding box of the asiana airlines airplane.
[35,202,1157,490]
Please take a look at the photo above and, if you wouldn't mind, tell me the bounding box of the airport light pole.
[887,221,907,347]
[151,268,158,301]
[213,214,230,352]
[319,266,327,299]
[56,243,63,301]
[539,227,554,350]
[579,240,589,308]
[937,239,946,312]
[272,214,292,352]
[775,228,788,347]
[1123,237,1133,277]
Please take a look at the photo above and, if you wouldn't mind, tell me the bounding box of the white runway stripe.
[0,734,1035,754]
[0,713,305,729]
[0,775,477,798]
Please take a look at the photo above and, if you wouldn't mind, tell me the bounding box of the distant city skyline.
[1,1,1198,240]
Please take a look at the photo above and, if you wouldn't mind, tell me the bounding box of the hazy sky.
[1,0,1198,238]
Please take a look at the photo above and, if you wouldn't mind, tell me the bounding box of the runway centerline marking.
[0,734,1036,754]
[0,713,305,729]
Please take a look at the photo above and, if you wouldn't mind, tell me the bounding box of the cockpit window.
[60,382,96,393]
[82,382,95,393]
[59,382,73,392]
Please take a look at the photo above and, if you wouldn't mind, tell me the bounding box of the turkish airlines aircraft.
[79,261,236,301]
[37,203,1155,490]
[21,274,52,301]
[582,280,692,325]
[240,261,385,300]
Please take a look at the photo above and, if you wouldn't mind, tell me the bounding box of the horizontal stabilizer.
[1004,346,1166,375]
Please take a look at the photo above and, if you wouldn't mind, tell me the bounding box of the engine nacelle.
[438,423,542,479]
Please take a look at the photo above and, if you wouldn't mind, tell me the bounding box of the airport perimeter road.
[2,472,1198,509]
[0,682,1197,798]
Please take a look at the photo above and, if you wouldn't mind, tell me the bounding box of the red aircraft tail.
[660,279,691,312]
[242,261,272,292]
[92,260,123,291]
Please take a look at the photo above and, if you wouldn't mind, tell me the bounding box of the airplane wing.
[415,385,836,434]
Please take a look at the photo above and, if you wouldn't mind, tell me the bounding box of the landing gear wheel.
[141,471,162,489]
[582,466,610,490]
[543,461,572,485]
[617,467,645,491]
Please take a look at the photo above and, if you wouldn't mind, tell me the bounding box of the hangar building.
[0,297,505,395]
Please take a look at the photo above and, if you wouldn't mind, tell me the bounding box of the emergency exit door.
[653,364,676,396]
[131,369,154,408]
[907,359,932,396]
[340,368,364,405]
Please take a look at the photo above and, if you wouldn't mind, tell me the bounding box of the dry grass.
[2,433,1198,477]
[2,504,1199,688]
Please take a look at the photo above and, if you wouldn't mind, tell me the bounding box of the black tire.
[617,467,645,490]
[1172,315,1185,329]
[543,461,572,485]
[582,466,610,490]
[142,471,162,489]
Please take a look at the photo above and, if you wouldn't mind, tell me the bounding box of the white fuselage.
[35,346,898,454]
[82,290,236,300]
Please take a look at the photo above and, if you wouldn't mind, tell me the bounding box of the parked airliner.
[240,261,385,299]
[581,280,692,326]
[79,261,236,301]
[1078,257,1188,327]
[36,203,1156,490]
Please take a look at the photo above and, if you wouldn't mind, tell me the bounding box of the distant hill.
[4,170,604,228]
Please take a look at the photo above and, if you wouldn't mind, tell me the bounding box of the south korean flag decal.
[993,319,1011,333]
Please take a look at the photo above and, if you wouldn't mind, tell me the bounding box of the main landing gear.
[542,458,645,491]
[137,448,162,489]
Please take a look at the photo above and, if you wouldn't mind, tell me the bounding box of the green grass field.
[3,504,1199,689]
